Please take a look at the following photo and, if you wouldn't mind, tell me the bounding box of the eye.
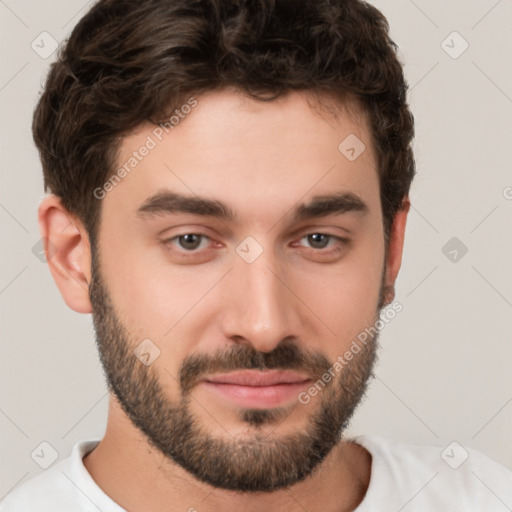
[164,233,211,252]
[298,233,347,250]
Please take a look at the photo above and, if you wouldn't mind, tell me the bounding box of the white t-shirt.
[1,434,511,511]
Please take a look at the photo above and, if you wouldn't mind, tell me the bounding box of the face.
[89,88,389,492]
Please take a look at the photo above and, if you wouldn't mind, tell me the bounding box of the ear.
[37,194,93,314]
[382,196,410,305]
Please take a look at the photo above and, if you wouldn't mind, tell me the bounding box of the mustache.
[178,338,332,393]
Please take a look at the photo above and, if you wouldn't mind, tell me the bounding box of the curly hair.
[32,0,415,248]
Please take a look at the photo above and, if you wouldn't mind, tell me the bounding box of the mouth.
[200,370,313,409]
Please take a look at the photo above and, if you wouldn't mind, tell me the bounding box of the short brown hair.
[33,0,415,247]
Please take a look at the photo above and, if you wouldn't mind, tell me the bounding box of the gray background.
[1,0,511,500]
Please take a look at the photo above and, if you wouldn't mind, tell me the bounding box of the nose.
[221,246,302,353]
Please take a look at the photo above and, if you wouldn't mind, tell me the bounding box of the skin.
[38,86,409,512]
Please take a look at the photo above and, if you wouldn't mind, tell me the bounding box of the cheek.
[297,238,384,347]
[99,241,224,379]
[108,266,208,337]
[299,270,380,347]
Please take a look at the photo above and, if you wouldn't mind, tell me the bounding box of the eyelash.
[162,232,350,256]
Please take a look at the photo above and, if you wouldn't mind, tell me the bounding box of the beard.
[88,244,387,492]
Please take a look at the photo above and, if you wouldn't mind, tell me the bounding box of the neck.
[83,398,371,512]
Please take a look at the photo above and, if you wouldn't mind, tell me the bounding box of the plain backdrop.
[1,0,511,499]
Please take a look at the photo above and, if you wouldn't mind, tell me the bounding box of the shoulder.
[0,440,103,512]
[352,433,512,510]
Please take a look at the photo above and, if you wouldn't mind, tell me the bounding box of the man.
[2,0,511,510]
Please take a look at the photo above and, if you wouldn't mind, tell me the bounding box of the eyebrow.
[136,189,369,223]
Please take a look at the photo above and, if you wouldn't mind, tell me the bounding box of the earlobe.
[37,195,93,314]
[383,196,410,304]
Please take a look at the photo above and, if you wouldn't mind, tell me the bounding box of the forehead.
[104,87,379,226]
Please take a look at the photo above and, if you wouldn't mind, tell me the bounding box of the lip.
[203,370,311,386]
[200,370,313,409]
